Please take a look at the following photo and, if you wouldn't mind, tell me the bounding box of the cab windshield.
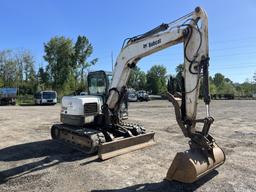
[88,74,107,95]
[42,92,56,99]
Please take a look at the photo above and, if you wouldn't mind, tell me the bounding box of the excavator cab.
[87,70,128,119]
[87,71,112,101]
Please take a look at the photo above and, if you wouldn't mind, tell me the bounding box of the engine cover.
[61,95,103,126]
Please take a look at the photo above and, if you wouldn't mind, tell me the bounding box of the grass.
[16,95,34,105]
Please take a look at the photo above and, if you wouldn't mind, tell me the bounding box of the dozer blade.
[98,132,155,160]
[166,143,225,183]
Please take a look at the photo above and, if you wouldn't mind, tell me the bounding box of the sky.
[0,0,256,83]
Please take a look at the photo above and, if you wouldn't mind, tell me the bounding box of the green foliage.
[213,73,225,87]
[22,51,36,82]
[146,65,167,94]
[209,73,256,97]
[37,67,50,90]
[63,72,76,95]
[217,81,236,95]
[43,35,97,95]
[73,36,98,83]
[175,64,184,84]
[18,83,35,95]
[16,94,34,105]
[0,49,36,95]
[253,72,256,84]
[209,82,217,95]
[44,36,74,93]
[128,66,147,90]
[209,73,236,95]
[0,50,16,87]
[1,35,255,100]
[235,82,255,96]
[0,35,96,98]
[0,77,3,87]
[175,64,183,74]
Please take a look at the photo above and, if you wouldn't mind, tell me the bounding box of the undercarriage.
[51,122,155,160]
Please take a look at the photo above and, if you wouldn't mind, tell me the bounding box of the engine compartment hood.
[61,95,103,116]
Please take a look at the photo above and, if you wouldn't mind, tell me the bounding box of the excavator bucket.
[98,132,155,160]
[166,143,225,183]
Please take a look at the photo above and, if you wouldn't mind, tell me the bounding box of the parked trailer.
[0,88,17,105]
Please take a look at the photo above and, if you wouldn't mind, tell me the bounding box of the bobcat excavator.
[51,7,225,183]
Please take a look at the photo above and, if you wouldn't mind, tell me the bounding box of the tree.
[44,36,75,93]
[0,50,17,87]
[209,83,217,95]
[44,35,97,95]
[22,51,36,82]
[0,49,37,94]
[73,36,97,86]
[213,73,225,87]
[0,77,3,87]
[236,82,254,96]
[2,60,17,87]
[175,63,184,90]
[146,65,167,94]
[37,67,50,90]
[63,72,76,95]
[175,64,183,77]
[224,77,232,84]
[22,51,37,94]
[217,81,236,95]
[128,66,146,90]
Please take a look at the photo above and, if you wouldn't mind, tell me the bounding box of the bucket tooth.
[166,144,225,183]
[98,132,155,160]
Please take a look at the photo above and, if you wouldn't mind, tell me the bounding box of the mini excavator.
[51,7,225,183]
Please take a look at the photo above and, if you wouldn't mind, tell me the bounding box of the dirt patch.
[0,100,256,192]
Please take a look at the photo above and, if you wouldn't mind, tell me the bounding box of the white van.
[34,90,57,105]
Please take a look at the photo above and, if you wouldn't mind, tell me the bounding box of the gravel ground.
[0,100,255,192]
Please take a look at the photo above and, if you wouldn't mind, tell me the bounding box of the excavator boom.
[100,6,225,183]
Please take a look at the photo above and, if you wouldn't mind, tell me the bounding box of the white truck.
[34,90,57,105]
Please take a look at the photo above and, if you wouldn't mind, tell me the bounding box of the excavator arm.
[107,7,207,138]
[102,7,225,183]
